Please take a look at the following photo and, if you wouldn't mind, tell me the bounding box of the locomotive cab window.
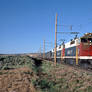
[59,45,61,49]
[70,40,75,44]
[88,38,92,42]
[81,38,87,43]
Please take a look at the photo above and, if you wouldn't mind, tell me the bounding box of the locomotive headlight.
[90,43,92,45]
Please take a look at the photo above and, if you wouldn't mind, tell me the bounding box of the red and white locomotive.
[51,33,92,67]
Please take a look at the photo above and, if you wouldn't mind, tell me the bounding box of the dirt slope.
[0,67,36,92]
[0,55,92,92]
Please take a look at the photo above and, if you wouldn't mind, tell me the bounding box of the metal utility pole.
[54,14,57,65]
[43,40,45,59]
[39,44,41,58]
[61,46,62,62]
[76,39,78,65]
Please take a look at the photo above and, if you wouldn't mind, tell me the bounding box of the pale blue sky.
[0,0,92,54]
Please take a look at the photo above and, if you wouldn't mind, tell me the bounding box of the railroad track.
[42,58,92,74]
[32,56,92,74]
[61,62,92,74]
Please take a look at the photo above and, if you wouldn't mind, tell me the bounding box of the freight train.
[45,33,92,68]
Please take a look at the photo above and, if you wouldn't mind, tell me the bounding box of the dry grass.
[0,56,92,92]
[0,67,37,92]
[41,61,92,92]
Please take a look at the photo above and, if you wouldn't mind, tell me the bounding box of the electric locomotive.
[51,33,92,67]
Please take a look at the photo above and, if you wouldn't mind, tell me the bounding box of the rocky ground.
[0,55,92,92]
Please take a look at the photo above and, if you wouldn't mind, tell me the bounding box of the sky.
[0,0,92,54]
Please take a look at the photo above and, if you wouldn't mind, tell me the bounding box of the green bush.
[0,55,35,70]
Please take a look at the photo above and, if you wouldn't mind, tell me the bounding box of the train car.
[45,51,52,60]
[51,33,92,67]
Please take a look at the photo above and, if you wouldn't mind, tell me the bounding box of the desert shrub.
[0,55,35,70]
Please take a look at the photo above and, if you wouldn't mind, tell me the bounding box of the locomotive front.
[78,33,92,66]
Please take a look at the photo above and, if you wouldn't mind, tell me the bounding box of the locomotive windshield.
[88,38,92,42]
[81,38,87,43]
[81,38,92,43]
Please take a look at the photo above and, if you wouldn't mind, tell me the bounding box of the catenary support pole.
[54,14,57,65]
[76,39,78,65]
[43,40,45,59]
